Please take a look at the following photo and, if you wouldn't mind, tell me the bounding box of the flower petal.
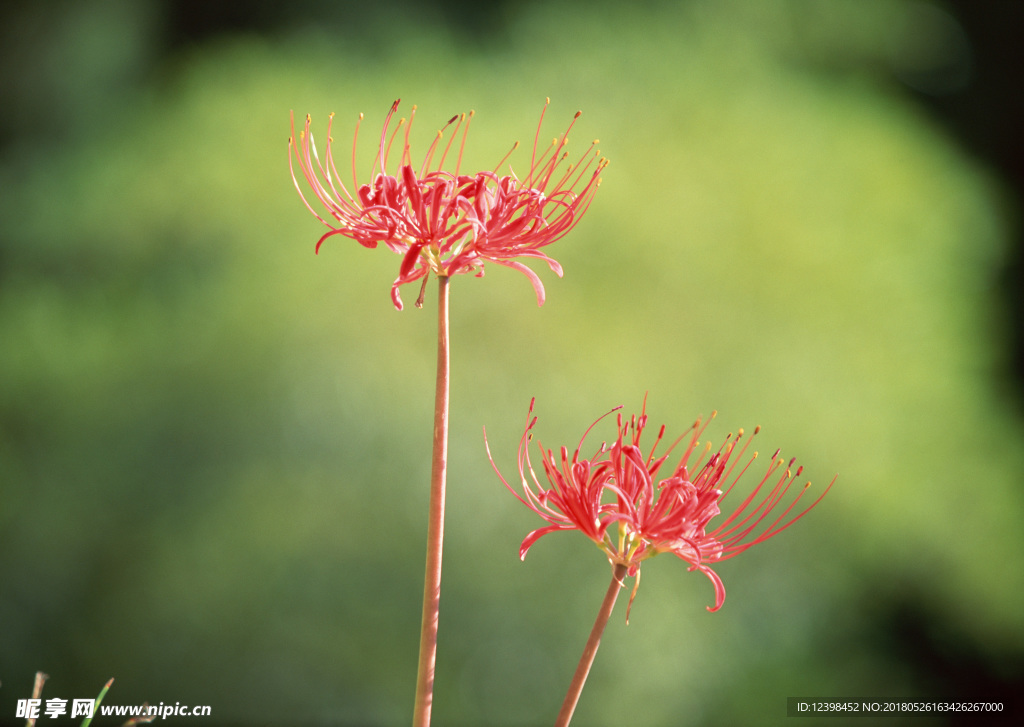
[519,524,567,560]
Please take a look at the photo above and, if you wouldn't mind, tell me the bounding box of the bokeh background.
[2,0,1023,725]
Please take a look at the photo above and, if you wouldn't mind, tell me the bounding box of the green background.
[2,0,1021,724]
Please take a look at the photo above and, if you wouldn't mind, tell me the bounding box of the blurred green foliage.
[2,0,1022,725]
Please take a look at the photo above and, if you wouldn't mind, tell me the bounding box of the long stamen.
[719,471,812,554]
[555,142,601,194]
[402,105,418,168]
[288,133,332,226]
[456,109,474,176]
[527,98,551,188]
[690,441,714,473]
[717,447,760,502]
[420,129,444,180]
[661,414,707,462]
[492,140,519,175]
[529,138,560,187]
[435,112,465,174]
[420,114,460,178]
[324,113,358,208]
[351,112,363,197]
[714,459,793,539]
[559,157,608,217]
[382,118,407,176]
[731,477,812,548]
[758,475,836,540]
[302,117,347,216]
[377,99,402,177]
[324,112,337,186]
[548,161,577,197]
[536,112,581,191]
[716,427,759,491]
[645,423,667,468]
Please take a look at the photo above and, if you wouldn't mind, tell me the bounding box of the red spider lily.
[486,398,834,613]
[289,99,607,310]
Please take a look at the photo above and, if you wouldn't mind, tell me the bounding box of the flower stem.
[413,274,450,727]
[554,563,628,727]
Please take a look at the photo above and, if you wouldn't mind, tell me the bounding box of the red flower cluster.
[487,399,834,613]
[290,99,606,310]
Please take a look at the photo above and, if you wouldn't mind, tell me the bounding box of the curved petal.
[688,563,727,612]
[519,524,568,560]
[315,227,378,254]
[390,282,405,311]
[492,259,547,306]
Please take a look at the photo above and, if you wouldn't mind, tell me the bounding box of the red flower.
[486,398,834,613]
[289,99,607,310]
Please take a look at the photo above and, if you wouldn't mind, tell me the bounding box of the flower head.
[289,99,607,310]
[486,398,834,613]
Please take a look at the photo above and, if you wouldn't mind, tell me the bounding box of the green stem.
[412,274,451,727]
[80,678,113,727]
[554,563,628,727]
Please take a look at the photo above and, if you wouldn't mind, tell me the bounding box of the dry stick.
[412,274,451,727]
[554,563,629,727]
[28,672,49,727]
